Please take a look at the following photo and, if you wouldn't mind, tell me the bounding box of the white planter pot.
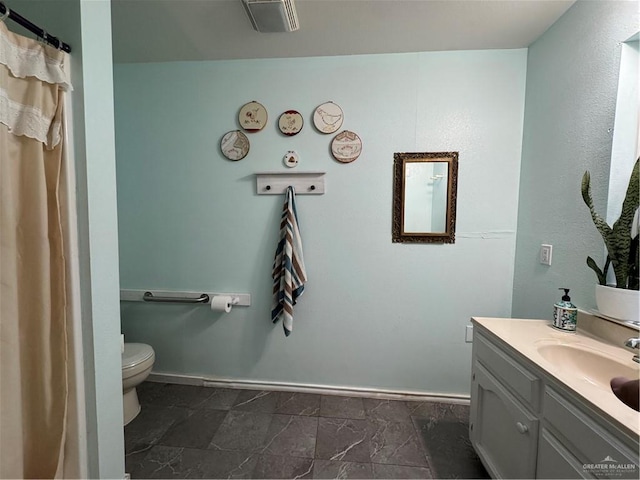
[595,284,640,323]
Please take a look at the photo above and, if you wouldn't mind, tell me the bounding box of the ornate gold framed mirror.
[392,152,458,244]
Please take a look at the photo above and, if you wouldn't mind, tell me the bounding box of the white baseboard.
[147,371,470,404]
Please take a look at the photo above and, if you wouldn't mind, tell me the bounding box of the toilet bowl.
[122,343,155,425]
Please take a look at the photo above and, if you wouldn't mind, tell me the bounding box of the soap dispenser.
[552,288,577,332]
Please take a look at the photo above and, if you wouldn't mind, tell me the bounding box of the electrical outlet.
[465,325,473,343]
[540,244,552,265]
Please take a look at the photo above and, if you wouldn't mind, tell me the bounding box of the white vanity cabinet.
[470,325,640,479]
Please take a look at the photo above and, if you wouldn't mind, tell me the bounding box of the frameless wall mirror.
[608,35,638,226]
[392,152,458,244]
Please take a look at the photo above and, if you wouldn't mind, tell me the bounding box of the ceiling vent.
[241,0,299,33]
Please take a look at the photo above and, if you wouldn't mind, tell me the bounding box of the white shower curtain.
[0,21,72,478]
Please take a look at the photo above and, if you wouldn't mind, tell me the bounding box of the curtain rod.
[0,1,71,53]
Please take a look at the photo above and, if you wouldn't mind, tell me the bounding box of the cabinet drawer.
[543,388,639,478]
[474,332,541,410]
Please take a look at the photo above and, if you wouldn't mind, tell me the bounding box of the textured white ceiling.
[110,0,575,64]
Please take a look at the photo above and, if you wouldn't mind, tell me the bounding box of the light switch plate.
[540,244,552,265]
[465,325,473,343]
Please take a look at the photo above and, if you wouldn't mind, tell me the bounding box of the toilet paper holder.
[120,289,251,306]
[212,295,240,306]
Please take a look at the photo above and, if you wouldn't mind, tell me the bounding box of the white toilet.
[122,343,155,425]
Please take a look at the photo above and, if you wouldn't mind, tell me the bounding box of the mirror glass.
[608,36,638,226]
[392,152,458,243]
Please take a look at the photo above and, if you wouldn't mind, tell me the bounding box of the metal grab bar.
[142,291,210,304]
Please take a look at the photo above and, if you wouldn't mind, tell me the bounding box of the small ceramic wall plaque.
[313,101,344,134]
[283,151,299,168]
[220,130,250,161]
[239,101,268,132]
[278,110,304,136]
[331,130,362,163]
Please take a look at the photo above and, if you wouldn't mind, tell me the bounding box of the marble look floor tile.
[195,387,240,410]
[136,381,167,405]
[129,445,186,479]
[132,445,257,479]
[126,386,483,479]
[148,384,216,409]
[319,396,366,420]
[158,409,228,449]
[368,419,429,467]
[125,405,191,455]
[372,463,433,479]
[312,460,374,479]
[413,416,488,479]
[232,389,278,413]
[276,392,321,416]
[253,454,315,479]
[125,449,151,477]
[209,410,273,452]
[259,414,318,458]
[406,400,470,422]
[363,398,413,423]
[315,417,371,463]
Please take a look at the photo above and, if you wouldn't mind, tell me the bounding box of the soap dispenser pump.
[552,288,577,332]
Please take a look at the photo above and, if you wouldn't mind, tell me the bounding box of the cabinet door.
[471,362,539,479]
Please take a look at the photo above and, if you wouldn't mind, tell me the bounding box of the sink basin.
[536,343,639,389]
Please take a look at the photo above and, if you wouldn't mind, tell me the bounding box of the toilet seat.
[122,343,154,371]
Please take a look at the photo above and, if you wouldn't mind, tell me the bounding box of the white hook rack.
[256,172,326,195]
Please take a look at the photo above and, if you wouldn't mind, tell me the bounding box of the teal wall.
[512,0,639,318]
[115,49,527,396]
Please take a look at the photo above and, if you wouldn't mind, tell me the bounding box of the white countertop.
[472,317,640,439]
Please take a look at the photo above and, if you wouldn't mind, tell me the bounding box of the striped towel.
[271,186,307,336]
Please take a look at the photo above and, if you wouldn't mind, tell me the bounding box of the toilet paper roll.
[211,295,233,313]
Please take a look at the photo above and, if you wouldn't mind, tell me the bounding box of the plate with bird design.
[239,101,268,132]
[313,101,344,134]
[331,130,362,163]
[278,110,304,136]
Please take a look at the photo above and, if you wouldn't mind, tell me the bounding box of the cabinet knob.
[472,373,476,381]
[516,422,529,434]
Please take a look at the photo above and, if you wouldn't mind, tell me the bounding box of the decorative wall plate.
[313,101,344,134]
[220,130,250,161]
[278,110,304,136]
[283,151,299,168]
[331,130,362,163]
[239,101,268,132]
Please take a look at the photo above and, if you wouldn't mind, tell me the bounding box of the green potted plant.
[581,157,639,321]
